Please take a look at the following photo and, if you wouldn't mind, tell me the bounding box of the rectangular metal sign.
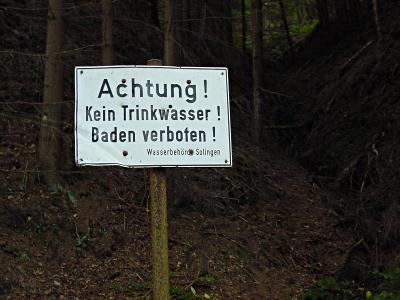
[75,66,232,167]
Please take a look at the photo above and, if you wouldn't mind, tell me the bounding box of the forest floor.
[6,2,397,298]
[0,112,354,299]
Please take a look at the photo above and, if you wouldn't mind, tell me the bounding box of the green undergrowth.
[299,268,400,300]
[290,19,319,40]
[267,19,319,58]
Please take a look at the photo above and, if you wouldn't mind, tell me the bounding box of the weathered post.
[147,58,170,300]
[75,60,231,300]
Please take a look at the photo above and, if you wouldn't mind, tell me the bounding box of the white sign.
[75,66,232,167]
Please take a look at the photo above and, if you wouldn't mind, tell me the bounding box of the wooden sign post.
[147,59,170,300]
[74,60,232,300]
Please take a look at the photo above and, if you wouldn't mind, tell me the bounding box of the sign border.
[74,65,232,168]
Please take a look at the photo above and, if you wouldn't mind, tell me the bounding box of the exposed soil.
[269,1,400,272]
[0,115,353,299]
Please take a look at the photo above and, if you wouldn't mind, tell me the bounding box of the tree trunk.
[175,0,184,65]
[348,0,360,25]
[181,0,192,63]
[164,0,178,65]
[278,0,295,61]
[186,0,192,35]
[335,0,348,21]
[150,0,160,28]
[316,0,330,27]
[39,0,64,190]
[241,0,247,52]
[372,0,381,40]
[251,0,263,143]
[222,0,233,46]
[101,0,113,65]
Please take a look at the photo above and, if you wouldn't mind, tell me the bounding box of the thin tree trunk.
[181,0,192,63]
[199,1,207,39]
[335,0,348,21]
[348,0,360,25]
[222,0,233,46]
[241,0,247,52]
[251,0,263,143]
[150,0,160,28]
[185,0,192,35]
[164,0,178,65]
[278,0,295,61]
[175,0,184,65]
[316,0,330,27]
[372,0,381,40]
[39,0,64,190]
[101,0,113,65]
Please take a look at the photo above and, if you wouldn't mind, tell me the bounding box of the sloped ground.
[271,1,400,276]
[0,1,357,299]
[0,119,353,299]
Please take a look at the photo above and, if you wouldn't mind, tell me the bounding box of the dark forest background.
[1,0,400,299]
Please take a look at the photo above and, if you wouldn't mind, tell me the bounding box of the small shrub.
[170,286,201,300]
[302,277,362,300]
[301,268,400,300]
[110,281,118,291]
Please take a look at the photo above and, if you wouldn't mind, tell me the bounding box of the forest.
[1,0,400,299]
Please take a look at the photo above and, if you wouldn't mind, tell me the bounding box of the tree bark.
[222,0,233,46]
[184,0,192,35]
[241,0,247,52]
[278,0,295,61]
[39,0,64,190]
[251,0,263,143]
[372,0,381,40]
[150,0,160,28]
[316,0,330,27]
[334,0,348,21]
[348,0,360,25]
[101,0,113,65]
[164,0,178,65]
